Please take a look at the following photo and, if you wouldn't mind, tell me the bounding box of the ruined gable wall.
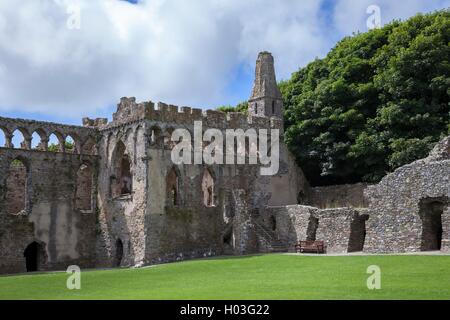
[364,157,450,253]
[0,133,98,274]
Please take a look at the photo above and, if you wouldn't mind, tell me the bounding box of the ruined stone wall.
[262,205,368,253]
[95,120,148,268]
[314,208,364,253]
[0,146,98,274]
[306,183,370,209]
[364,143,450,253]
[4,163,27,214]
[92,97,301,266]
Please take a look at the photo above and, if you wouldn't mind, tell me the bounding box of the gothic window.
[272,100,275,114]
[202,168,215,207]
[11,129,27,149]
[166,167,180,206]
[0,126,6,147]
[5,158,29,214]
[111,141,132,198]
[75,163,93,211]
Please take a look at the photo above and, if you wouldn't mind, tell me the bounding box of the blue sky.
[0,0,449,132]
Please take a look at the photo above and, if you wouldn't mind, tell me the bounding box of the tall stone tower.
[248,51,283,118]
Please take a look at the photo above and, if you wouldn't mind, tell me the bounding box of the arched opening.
[150,126,163,147]
[110,141,132,198]
[202,168,215,207]
[269,215,277,232]
[166,167,180,206]
[272,100,275,114]
[0,127,7,147]
[11,129,27,149]
[5,158,28,214]
[65,135,76,153]
[115,239,123,267]
[30,129,47,150]
[420,198,445,251]
[48,132,64,152]
[24,242,44,272]
[31,132,41,150]
[223,226,234,254]
[75,163,93,211]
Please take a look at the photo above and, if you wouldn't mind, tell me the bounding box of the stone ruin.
[0,52,448,274]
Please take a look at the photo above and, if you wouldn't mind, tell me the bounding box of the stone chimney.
[248,51,283,118]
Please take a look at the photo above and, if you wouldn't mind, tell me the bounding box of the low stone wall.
[306,183,370,209]
[263,205,367,253]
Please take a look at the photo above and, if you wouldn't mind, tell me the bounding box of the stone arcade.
[0,52,449,274]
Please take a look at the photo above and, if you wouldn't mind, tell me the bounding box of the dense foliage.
[281,10,450,186]
[216,101,248,114]
[47,141,73,152]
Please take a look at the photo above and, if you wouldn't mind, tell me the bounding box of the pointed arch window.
[5,158,29,214]
[202,168,215,207]
[110,141,132,198]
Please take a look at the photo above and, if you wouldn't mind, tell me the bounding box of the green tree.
[282,10,450,186]
[216,101,248,114]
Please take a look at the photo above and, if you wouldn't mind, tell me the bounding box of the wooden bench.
[295,241,326,254]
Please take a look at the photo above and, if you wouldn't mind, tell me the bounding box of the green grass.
[1,254,449,300]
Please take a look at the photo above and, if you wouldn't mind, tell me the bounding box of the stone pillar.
[4,134,13,148]
[23,137,32,150]
[232,189,258,255]
[39,138,49,151]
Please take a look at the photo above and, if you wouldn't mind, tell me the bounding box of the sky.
[0,0,449,129]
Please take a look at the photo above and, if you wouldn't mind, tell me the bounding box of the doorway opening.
[24,242,43,272]
[419,198,445,251]
[348,214,369,252]
[115,239,124,266]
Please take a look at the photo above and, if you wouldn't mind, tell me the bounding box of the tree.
[282,10,450,186]
[216,101,248,114]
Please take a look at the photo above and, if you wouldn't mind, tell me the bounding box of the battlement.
[105,97,283,131]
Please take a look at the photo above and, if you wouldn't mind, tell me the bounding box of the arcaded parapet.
[306,183,371,209]
[0,116,97,154]
[364,152,450,253]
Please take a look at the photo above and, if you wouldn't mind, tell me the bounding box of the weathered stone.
[1,52,448,274]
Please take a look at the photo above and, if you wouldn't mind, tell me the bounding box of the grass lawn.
[0,254,449,300]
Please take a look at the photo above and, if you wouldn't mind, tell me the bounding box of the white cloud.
[333,0,450,36]
[0,0,448,119]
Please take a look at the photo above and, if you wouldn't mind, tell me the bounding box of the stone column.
[4,134,13,148]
